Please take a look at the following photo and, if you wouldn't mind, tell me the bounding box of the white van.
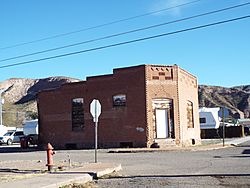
[23,119,38,135]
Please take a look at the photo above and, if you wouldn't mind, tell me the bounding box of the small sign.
[90,99,101,122]
[218,107,229,118]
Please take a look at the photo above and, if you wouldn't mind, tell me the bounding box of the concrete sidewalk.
[224,136,250,146]
[108,136,250,153]
[0,163,121,188]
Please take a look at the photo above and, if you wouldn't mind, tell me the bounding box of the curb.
[107,137,250,153]
[94,164,122,179]
[42,174,93,188]
[107,144,234,153]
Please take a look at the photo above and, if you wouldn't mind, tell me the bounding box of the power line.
[0,0,202,50]
[0,15,249,69]
[1,2,249,63]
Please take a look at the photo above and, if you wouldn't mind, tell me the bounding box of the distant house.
[238,119,250,136]
[38,64,200,149]
[199,107,247,138]
[199,107,221,129]
[238,118,250,126]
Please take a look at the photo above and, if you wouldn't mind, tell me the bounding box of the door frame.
[152,98,174,139]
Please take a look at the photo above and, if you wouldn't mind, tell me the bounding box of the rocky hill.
[1,77,80,104]
[0,77,249,126]
[198,85,250,118]
[0,77,80,126]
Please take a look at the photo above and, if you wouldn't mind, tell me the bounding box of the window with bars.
[72,98,84,131]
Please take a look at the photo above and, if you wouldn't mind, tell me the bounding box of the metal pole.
[94,100,98,163]
[222,107,225,147]
[95,120,98,163]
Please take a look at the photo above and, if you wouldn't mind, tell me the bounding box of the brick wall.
[145,65,200,147]
[38,64,200,149]
[177,67,201,146]
[145,65,180,146]
[38,65,147,149]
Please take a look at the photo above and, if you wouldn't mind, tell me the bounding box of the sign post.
[222,107,225,147]
[219,107,229,147]
[90,99,101,163]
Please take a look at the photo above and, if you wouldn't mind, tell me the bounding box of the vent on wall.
[120,142,133,148]
[65,143,77,149]
[192,139,195,145]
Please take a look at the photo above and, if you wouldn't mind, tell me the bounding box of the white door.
[156,109,168,138]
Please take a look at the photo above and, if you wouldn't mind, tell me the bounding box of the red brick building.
[38,64,200,149]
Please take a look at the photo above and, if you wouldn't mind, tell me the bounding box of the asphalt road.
[97,141,250,187]
[0,141,250,187]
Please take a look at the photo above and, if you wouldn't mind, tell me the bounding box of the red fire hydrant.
[46,143,55,171]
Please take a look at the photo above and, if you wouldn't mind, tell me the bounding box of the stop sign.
[90,99,101,122]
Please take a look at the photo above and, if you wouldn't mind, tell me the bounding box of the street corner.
[0,162,122,188]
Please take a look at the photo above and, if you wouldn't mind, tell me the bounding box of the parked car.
[0,131,24,145]
[0,125,16,137]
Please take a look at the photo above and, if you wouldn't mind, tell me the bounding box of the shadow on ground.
[0,168,45,174]
[0,146,41,153]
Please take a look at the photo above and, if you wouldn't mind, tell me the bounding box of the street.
[98,141,250,187]
[0,140,250,187]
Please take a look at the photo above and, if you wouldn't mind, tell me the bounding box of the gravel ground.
[54,176,250,188]
[92,175,250,188]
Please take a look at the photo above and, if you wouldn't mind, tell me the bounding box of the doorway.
[152,99,175,139]
[156,109,168,138]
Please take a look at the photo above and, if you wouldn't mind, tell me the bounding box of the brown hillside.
[0,77,80,126]
[198,85,250,118]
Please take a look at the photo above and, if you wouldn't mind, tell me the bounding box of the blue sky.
[0,0,249,87]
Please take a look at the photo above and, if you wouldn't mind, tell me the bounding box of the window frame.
[113,94,126,107]
[72,98,84,132]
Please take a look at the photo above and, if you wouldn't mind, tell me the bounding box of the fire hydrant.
[46,143,55,171]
